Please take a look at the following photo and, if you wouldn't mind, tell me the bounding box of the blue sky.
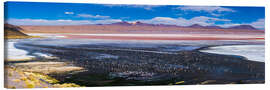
[4,1,265,29]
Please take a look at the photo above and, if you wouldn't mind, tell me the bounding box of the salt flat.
[5,41,35,61]
[200,45,265,62]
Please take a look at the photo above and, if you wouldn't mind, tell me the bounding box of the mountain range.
[108,21,258,30]
[17,21,264,34]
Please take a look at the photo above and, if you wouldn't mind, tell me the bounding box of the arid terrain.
[20,22,264,35]
[18,22,264,41]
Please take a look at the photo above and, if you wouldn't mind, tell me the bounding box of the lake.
[6,36,265,86]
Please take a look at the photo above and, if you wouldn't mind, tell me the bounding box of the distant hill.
[110,21,132,26]
[19,21,264,34]
[204,26,223,29]
[113,21,257,30]
[87,21,259,30]
[4,24,30,39]
[111,21,165,26]
[227,25,257,30]
[109,21,258,30]
[187,24,205,28]
[186,24,223,29]
[186,24,257,30]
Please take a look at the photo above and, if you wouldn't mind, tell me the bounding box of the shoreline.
[4,39,84,88]
[26,33,265,41]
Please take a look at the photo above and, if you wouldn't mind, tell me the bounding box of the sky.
[4,1,265,29]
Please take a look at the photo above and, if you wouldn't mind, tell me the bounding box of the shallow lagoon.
[7,38,265,86]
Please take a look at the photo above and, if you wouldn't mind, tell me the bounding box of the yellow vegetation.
[12,79,21,83]
[5,35,42,39]
[20,77,28,81]
[24,72,59,84]
[6,61,83,88]
[5,58,35,62]
[14,62,84,74]
[8,86,16,89]
[8,72,13,77]
[25,80,35,88]
[175,81,185,84]
[52,83,81,88]
[16,71,82,88]
[200,80,216,84]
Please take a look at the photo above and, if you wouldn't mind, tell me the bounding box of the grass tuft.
[52,83,81,88]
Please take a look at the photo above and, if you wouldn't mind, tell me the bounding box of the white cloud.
[249,19,265,29]
[138,16,231,26]
[176,6,235,17]
[104,4,161,10]
[6,18,122,25]
[77,14,110,19]
[64,12,74,15]
[210,13,222,17]
[6,17,263,30]
[94,19,122,24]
[6,16,229,26]
[130,5,160,10]
[176,6,235,13]
[217,24,241,28]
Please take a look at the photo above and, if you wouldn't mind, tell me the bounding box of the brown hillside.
[4,24,30,39]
